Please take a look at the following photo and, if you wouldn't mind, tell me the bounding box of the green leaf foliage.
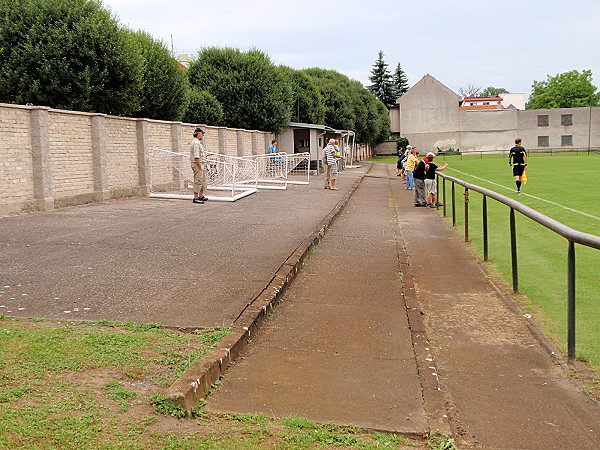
[368,50,397,108]
[283,68,326,124]
[130,30,190,121]
[480,86,509,97]
[305,68,390,145]
[393,63,409,97]
[527,70,600,109]
[304,68,356,131]
[0,0,144,116]
[182,89,224,126]
[187,47,293,133]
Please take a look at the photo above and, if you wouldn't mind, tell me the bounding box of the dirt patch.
[0,318,430,448]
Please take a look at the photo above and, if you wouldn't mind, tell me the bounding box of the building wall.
[277,128,296,156]
[398,74,461,136]
[0,102,272,216]
[517,107,600,150]
[393,75,600,153]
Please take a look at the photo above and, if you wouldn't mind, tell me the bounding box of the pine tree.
[393,63,409,97]
[368,51,397,108]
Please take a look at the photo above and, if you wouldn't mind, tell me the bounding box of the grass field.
[0,317,435,448]
[372,153,600,377]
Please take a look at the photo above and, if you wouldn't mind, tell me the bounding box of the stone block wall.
[0,105,34,213]
[0,103,273,216]
[106,117,138,194]
[48,111,94,203]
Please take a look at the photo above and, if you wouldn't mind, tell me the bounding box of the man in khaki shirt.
[190,127,208,204]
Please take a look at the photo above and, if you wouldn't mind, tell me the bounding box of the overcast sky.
[101,0,600,100]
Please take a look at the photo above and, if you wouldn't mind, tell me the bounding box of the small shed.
[277,122,355,170]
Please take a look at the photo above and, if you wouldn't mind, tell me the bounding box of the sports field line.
[447,168,600,222]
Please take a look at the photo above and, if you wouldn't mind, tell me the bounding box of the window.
[561,135,573,146]
[538,136,549,147]
[561,114,573,126]
[538,115,549,127]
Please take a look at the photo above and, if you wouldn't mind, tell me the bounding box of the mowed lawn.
[373,153,600,373]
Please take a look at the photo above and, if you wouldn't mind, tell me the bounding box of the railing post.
[452,182,456,227]
[483,196,489,261]
[510,207,519,293]
[443,177,447,217]
[464,187,469,242]
[567,241,576,361]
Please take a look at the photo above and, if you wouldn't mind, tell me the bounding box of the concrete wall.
[393,75,600,153]
[0,102,273,216]
[374,141,397,156]
[396,74,462,151]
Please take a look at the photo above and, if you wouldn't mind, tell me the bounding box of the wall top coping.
[0,102,273,134]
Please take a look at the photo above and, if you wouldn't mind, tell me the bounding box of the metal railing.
[437,147,600,160]
[437,173,600,361]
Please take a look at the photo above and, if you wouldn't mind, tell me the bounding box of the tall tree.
[188,47,293,133]
[305,68,356,131]
[283,68,326,125]
[368,51,397,108]
[527,70,599,109]
[0,0,144,116]
[130,30,190,121]
[392,63,409,97]
[182,89,223,125]
[458,84,482,98]
[306,68,390,145]
[480,86,509,97]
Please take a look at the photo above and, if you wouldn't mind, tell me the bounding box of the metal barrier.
[437,147,600,161]
[436,173,600,361]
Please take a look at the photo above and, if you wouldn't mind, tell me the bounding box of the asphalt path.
[0,168,365,328]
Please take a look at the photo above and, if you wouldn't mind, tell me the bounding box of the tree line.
[0,0,390,145]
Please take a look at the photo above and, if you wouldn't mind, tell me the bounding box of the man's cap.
[328,138,336,144]
[406,145,412,149]
[426,152,435,158]
[194,127,204,134]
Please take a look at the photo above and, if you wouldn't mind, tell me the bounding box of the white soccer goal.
[286,152,310,185]
[149,148,258,202]
[241,153,288,189]
[240,152,310,188]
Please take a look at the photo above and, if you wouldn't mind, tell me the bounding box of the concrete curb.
[166,175,364,411]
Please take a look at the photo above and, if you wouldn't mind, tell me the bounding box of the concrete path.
[389,173,600,448]
[207,163,429,434]
[208,163,600,448]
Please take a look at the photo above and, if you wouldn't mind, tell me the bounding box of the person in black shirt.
[424,153,448,208]
[509,138,528,194]
[413,154,427,207]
